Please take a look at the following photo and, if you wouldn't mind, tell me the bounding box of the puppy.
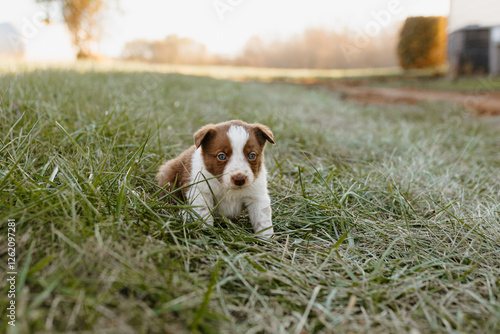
[156,120,275,238]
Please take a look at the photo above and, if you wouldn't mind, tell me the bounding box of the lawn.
[1,64,499,333]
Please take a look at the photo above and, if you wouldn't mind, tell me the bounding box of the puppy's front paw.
[254,223,274,239]
[184,207,214,229]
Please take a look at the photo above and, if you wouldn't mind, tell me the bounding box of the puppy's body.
[157,120,275,237]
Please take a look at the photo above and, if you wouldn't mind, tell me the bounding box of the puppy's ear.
[253,124,276,145]
[194,124,216,149]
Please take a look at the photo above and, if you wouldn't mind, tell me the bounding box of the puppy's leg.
[188,188,215,228]
[247,195,274,238]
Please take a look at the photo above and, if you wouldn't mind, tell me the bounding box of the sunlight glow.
[0,0,450,60]
[101,0,450,57]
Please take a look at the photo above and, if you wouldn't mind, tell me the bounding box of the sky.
[0,0,450,60]
[448,0,500,32]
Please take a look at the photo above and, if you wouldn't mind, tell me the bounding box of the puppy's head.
[194,120,275,189]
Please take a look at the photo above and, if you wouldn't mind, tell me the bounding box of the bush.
[397,16,447,70]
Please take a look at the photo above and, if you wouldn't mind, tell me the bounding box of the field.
[1,63,500,333]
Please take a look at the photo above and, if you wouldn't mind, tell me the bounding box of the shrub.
[397,16,447,70]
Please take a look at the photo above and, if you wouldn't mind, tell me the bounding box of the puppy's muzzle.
[231,174,247,187]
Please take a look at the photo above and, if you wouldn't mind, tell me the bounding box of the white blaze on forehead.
[223,125,254,188]
[227,125,249,152]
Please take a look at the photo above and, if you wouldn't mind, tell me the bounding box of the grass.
[1,63,500,333]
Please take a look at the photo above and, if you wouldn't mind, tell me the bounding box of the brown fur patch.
[252,123,275,145]
[243,130,266,178]
[156,146,195,202]
[198,126,232,181]
[245,122,275,178]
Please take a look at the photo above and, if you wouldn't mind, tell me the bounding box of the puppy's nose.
[232,174,247,186]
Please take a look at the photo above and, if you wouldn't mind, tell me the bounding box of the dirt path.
[316,82,500,116]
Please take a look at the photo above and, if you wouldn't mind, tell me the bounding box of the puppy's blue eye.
[217,153,227,161]
[248,153,256,160]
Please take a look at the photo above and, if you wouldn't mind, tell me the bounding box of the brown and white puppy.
[156,120,275,238]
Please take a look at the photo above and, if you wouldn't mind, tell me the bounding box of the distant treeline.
[121,25,402,69]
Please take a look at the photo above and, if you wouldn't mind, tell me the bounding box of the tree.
[37,0,111,58]
[397,16,447,70]
[122,35,212,65]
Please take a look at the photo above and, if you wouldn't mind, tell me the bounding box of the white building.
[0,0,76,61]
[0,23,25,59]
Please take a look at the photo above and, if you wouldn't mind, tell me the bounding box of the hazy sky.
[1,0,450,59]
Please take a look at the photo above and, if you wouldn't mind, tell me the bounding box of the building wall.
[449,0,500,32]
[491,26,500,75]
[0,23,25,59]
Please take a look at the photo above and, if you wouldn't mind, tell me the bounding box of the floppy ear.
[253,124,275,145]
[193,124,216,149]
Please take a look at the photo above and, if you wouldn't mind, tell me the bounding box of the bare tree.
[37,0,114,58]
[234,26,401,69]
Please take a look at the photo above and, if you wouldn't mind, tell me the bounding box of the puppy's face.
[194,121,275,189]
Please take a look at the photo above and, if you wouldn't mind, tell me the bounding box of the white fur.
[185,129,274,238]
[222,125,254,188]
